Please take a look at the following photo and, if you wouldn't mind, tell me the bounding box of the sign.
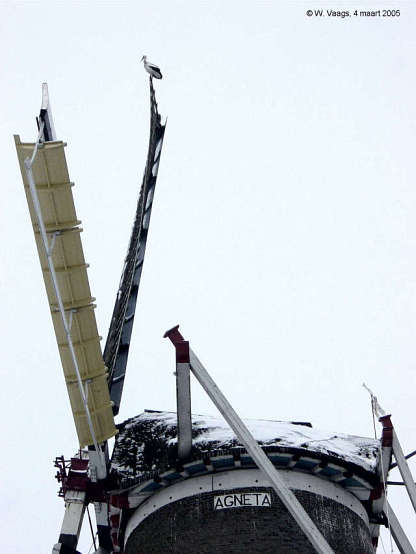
[214,492,271,510]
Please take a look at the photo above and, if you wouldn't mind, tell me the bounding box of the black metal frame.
[104,77,166,415]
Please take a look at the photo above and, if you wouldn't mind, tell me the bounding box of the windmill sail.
[104,79,166,415]
[15,131,117,448]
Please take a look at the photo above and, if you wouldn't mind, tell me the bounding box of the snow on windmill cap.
[111,410,380,489]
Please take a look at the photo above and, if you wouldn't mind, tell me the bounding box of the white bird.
[141,56,163,79]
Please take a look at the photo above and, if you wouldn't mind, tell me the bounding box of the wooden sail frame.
[15,135,117,448]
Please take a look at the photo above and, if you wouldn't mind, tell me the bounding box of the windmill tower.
[15,72,416,554]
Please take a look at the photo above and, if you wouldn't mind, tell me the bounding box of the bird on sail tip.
[141,56,163,79]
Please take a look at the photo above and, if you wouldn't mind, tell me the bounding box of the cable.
[87,534,98,554]
[379,534,387,554]
[86,506,97,551]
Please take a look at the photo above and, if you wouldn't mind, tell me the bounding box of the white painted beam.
[188,348,334,554]
[385,500,415,554]
[392,431,416,514]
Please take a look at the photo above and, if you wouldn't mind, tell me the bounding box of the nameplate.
[214,492,271,510]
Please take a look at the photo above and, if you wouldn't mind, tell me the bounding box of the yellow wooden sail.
[15,136,117,447]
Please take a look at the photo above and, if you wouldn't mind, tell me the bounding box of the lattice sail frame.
[15,136,117,447]
[104,78,166,414]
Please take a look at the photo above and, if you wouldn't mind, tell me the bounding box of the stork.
[141,55,163,79]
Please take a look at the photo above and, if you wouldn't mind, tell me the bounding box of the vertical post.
[363,388,414,550]
[88,444,112,551]
[164,326,334,554]
[93,502,112,553]
[53,491,86,553]
[369,414,393,549]
[164,326,192,460]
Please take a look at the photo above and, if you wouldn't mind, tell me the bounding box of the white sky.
[1,1,416,552]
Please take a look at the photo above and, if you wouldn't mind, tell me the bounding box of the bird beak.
[141,56,145,62]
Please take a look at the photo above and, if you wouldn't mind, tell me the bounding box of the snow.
[112,411,379,477]
[191,413,379,471]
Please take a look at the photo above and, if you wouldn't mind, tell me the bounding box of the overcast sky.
[1,1,416,552]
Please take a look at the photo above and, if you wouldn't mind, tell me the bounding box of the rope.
[86,505,97,551]
[370,393,377,440]
[87,534,98,554]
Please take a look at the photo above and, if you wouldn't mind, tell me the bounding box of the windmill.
[15,71,416,554]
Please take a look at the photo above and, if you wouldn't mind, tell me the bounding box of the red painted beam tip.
[164,325,185,344]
